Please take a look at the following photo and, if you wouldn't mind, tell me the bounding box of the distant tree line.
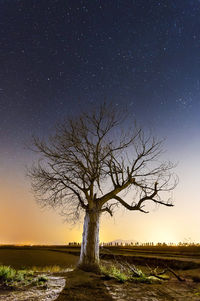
[67,241,200,247]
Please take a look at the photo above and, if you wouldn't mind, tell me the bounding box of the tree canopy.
[29,103,177,220]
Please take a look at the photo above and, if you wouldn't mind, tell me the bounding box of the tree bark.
[78,209,100,273]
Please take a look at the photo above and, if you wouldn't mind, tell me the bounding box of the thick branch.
[98,177,135,206]
[112,182,173,213]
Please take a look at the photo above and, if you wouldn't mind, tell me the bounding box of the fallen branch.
[122,262,143,277]
[146,264,185,282]
[166,267,185,282]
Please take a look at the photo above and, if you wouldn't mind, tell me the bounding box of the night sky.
[0,0,200,245]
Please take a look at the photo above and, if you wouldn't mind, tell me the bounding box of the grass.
[100,264,128,282]
[100,263,163,284]
[31,265,62,273]
[0,265,48,288]
[31,265,72,273]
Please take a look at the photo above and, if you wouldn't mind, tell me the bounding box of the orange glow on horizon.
[0,139,200,246]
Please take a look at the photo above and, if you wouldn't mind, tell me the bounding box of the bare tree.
[28,103,177,272]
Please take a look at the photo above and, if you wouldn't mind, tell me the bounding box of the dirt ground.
[0,268,200,300]
[56,269,200,301]
[106,278,200,301]
[0,275,66,301]
[1,246,200,300]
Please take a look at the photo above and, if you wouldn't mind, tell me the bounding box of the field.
[0,245,200,300]
[1,245,200,268]
[0,245,78,269]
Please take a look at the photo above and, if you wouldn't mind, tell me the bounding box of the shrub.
[0,266,16,282]
[100,264,128,282]
[0,265,48,288]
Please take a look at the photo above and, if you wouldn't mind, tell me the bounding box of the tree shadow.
[56,270,113,301]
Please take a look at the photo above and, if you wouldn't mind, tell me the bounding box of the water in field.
[0,247,78,269]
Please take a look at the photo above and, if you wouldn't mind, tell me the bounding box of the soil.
[106,278,200,301]
[56,269,200,301]
[0,268,200,300]
[56,270,113,301]
[0,275,66,301]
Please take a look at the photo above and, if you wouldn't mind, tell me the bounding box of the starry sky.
[0,0,200,245]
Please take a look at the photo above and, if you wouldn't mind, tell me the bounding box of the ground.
[0,246,200,300]
[0,268,200,300]
[57,269,200,301]
[0,275,66,301]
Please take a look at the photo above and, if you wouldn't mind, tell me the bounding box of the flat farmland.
[100,245,200,267]
[54,245,200,267]
[0,245,200,300]
[1,245,199,270]
[0,245,78,269]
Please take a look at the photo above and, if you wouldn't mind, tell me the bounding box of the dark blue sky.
[1,0,200,146]
[0,0,200,244]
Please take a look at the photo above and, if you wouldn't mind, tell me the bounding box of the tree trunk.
[78,209,100,273]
